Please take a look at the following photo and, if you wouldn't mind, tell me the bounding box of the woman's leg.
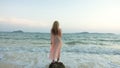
[57,51,60,62]
[52,53,55,63]
[57,58,59,62]
[52,60,55,63]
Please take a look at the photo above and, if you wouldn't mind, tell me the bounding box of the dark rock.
[49,62,65,68]
[12,30,24,33]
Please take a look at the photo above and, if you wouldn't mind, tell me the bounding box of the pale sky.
[0,0,120,33]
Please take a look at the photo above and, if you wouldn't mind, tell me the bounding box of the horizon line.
[0,31,119,34]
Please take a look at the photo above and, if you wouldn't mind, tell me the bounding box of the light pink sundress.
[49,34,62,60]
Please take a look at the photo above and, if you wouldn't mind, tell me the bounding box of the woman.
[49,21,62,63]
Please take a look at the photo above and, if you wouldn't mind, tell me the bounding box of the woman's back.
[49,21,62,62]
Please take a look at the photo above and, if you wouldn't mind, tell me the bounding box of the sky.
[0,0,120,33]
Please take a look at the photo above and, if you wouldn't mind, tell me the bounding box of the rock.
[49,62,65,68]
[12,30,24,33]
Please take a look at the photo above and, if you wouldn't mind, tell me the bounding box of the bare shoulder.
[58,28,62,37]
[59,28,62,32]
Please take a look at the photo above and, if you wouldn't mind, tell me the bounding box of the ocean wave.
[0,46,49,53]
[98,39,120,42]
[65,41,108,45]
[1,45,120,55]
[62,45,120,55]
[31,42,50,44]
[65,41,88,45]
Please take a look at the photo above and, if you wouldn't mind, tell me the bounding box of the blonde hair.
[51,21,59,35]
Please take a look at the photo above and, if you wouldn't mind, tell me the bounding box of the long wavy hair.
[51,21,59,35]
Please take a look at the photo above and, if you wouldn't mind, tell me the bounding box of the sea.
[0,32,120,68]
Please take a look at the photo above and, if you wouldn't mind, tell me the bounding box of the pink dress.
[49,34,62,60]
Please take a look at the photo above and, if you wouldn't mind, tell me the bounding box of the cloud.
[0,17,120,33]
[0,17,49,28]
[0,17,52,32]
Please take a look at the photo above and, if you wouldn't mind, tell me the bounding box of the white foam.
[0,54,3,60]
[0,51,120,68]
[0,44,120,68]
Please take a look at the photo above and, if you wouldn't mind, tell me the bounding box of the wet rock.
[49,62,65,68]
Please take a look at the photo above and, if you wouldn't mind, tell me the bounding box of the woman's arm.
[51,31,53,44]
[51,30,54,45]
[59,28,62,37]
[51,34,52,44]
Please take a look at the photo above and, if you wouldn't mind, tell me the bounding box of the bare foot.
[52,60,55,63]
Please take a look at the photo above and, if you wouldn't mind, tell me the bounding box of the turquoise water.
[0,32,120,68]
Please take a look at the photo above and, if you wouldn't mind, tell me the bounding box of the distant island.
[75,32,114,35]
[12,30,24,33]
[75,32,89,34]
[80,32,89,34]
